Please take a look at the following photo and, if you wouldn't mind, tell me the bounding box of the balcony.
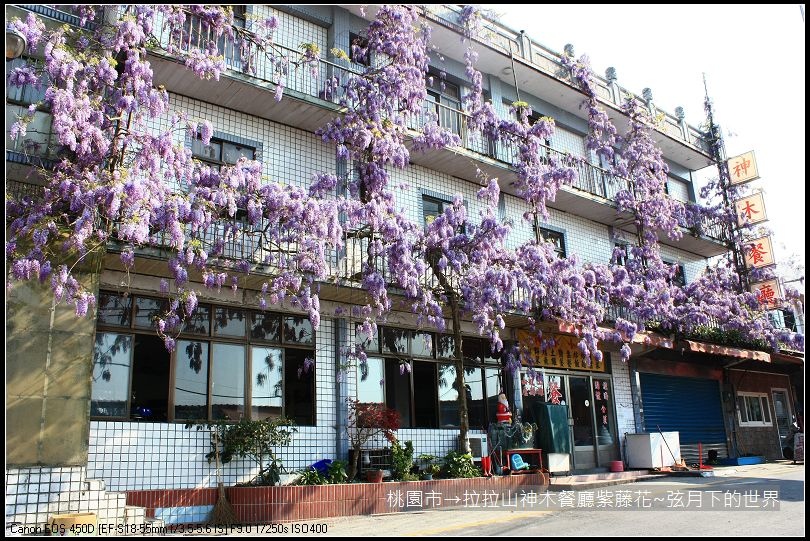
[8,6,727,261]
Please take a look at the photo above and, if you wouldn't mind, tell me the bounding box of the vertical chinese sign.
[727,150,759,185]
[743,236,775,269]
[734,192,768,227]
[751,279,782,310]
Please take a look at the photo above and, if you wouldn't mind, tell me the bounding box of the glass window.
[437,335,456,359]
[211,343,245,420]
[355,323,379,353]
[520,370,546,424]
[284,348,315,425]
[134,297,167,329]
[538,227,566,258]
[422,196,444,227]
[385,358,412,427]
[738,393,772,426]
[174,340,209,420]
[465,366,485,429]
[593,377,615,446]
[413,361,438,428]
[183,304,211,335]
[545,374,567,405]
[97,293,131,327]
[250,312,280,342]
[251,346,283,419]
[222,142,254,164]
[411,331,434,358]
[214,307,246,337]
[130,334,171,421]
[381,328,409,355]
[356,357,385,404]
[283,316,314,345]
[91,333,132,418]
[462,339,483,363]
[485,367,502,413]
[438,363,459,427]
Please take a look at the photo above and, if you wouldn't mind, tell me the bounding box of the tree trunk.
[348,445,360,482]
[448,292,470,454]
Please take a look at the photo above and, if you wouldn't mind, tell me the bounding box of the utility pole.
[703,74,749,293]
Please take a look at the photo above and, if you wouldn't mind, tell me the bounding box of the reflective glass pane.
[97,293,132,327]
[381,328,408,355]
[411,331,434,358]
[251,346,283,419]
[91,333,132,417]
[355,323,379,353]
[438,363,459,427]
[437,335,455,359]
[183,304,210,335]
[356,357,385,404]
[283,316,314,345]
[214,307,246,337]
[212,343,245,420]
[174,340,209,420]
[134,297,166,329]
[250,312,280,342]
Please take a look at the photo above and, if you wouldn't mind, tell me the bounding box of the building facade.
[5,4,802,527]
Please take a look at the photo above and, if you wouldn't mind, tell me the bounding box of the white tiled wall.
[4,466,123,527]
[154,93,336,192]
[610,355,637,454]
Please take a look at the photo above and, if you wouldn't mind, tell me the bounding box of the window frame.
[92,291,316,424]
[354,324,503,429]
[537,226,567,258]
[737,392,773,427]
[663,260,686,287]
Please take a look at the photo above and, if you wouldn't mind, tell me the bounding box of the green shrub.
[442,450,480,478]
[391,440,415,481]
[327,460,348,484]
[297,468,327,485]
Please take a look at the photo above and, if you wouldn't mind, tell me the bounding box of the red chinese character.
[733,157,751,179]
[757,285,776,306]
[549,381,563,405]
[747,242,767,265]
[741,201,759,220]
[602,415,608,426]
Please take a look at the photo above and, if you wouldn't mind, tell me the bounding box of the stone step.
[124,506,145,526]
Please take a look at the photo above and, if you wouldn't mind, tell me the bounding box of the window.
[613,243,631,266]
[191,136,256,170]
[356,324,503,429]
[348,32,370,66]
[737,392,772,427]
[422,195,445,227]
[91,292,316,424]
[664,262,686,287]
[537,227,566,258]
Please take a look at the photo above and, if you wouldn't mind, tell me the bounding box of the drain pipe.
[334,318,349,461]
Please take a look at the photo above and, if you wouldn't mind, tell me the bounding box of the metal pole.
[703,74,748,293]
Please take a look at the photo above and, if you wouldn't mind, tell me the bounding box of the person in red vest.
[496,393,512,425]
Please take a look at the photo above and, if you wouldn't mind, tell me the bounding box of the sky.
[487,4,806,280]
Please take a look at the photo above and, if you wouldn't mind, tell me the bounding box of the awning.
[682,340,770,362]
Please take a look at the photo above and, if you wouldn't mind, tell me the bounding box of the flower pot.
[421,473,433,481]
[366,469,384,483]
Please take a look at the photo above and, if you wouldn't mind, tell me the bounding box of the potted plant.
[422,464,441,481]
[418,453,439,480]
[346,399,400,482]
[366,468,384,483]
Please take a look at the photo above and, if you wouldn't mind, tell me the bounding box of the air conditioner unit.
[468,434,489,461]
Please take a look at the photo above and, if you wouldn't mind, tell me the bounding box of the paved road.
[276,463,805,537]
